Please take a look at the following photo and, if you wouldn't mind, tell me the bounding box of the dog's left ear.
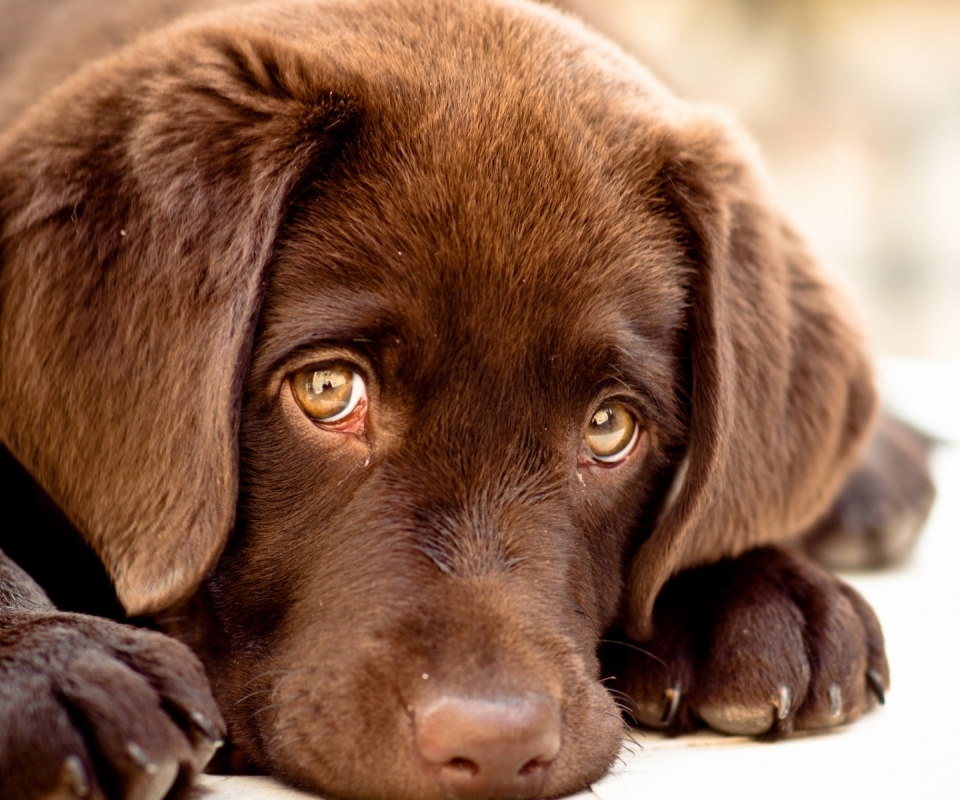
[623,109,878,640]
[0,24,359,614]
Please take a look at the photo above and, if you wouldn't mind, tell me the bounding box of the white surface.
[197,360,960,800]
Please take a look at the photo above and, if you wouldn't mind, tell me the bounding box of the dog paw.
[800,411,936,570]
[606,547,888,737]
[0,611,224,800]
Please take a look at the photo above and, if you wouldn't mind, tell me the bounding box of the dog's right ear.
[0,22,360,615]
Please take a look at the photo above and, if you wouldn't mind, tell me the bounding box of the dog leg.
[797,410,936,570]
[0,551,224,800]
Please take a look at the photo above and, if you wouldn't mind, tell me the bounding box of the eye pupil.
[313,371,346,395]
[293,367,364,422]
[585,403,638,462]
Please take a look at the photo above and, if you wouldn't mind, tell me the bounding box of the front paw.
[0,611,224,800]
[606,548,888,737]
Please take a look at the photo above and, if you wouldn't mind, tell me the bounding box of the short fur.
[0,1,935,799]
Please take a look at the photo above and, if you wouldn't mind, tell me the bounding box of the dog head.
[0,1,876,797]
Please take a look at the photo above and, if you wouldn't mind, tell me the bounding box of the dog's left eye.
[584,403,639,463]
[292,366,366,424]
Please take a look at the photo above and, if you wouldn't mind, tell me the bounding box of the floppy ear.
[625,111,878,640]
[0,22,359,615]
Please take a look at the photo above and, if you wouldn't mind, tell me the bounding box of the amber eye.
[292,366,366,423]
[584,403,639,463]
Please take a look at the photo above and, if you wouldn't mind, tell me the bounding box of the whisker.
[623,728,644,748]
[599,638,666,667]
[267,713,314,741]
[602,709,631,733]
[251,702,286,719]
[242,668,307,690]
[233,687,274,708]
[266,730,310,753]
[271,670,311,702]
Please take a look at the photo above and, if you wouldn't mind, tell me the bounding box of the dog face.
[0,1,880,798]
[192,88,691,794]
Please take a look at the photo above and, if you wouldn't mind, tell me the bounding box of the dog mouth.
[250,671,621,800]
[205,586,625,800]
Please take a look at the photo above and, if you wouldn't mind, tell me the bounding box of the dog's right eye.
[292,366,366,425]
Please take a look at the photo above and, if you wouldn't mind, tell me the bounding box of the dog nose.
[415,694,561,799]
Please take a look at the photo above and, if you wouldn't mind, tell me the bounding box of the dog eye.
[292,366,366,423]
[584,403,639,463]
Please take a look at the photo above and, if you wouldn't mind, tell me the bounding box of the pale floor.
[196,359,960,800]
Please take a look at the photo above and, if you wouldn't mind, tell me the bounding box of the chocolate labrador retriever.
[0,1,935,799]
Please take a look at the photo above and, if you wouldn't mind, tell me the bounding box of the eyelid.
[286,348,370,377]
[272,346,373,393]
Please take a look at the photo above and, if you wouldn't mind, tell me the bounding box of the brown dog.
[0,1,935,799]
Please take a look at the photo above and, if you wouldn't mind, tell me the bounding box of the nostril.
[446,757,479,775]
[518,758,547,777]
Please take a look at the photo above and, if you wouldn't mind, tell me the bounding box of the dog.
[0,1,936,799]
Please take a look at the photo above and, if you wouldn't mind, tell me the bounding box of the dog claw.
[124,743,180,800]
[775,686,792,721]
[190,710,224,744]
[828,684,843,719]
[59,755,91,798]
[866,670,886,705]
[188,710,225,770]
[126,743,159,775]
[660,685,681,725]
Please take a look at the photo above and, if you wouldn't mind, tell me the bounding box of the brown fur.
[0,1,934,799]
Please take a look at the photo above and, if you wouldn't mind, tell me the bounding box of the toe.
[57,651,192,800]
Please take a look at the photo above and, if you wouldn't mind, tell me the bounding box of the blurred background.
[564,0,960,361]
